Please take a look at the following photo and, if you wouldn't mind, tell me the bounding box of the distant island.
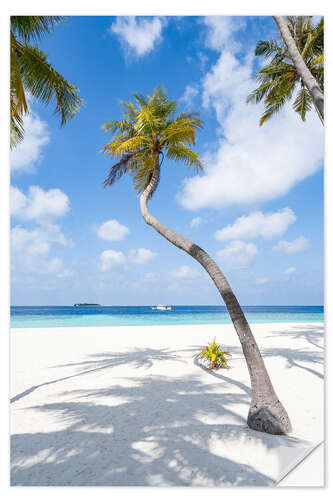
[74,303,101,306]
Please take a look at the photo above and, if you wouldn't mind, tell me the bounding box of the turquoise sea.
[10,305,324,328]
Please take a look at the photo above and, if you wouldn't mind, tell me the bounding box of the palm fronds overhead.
[247,16,323,125]
[10,16,82,148]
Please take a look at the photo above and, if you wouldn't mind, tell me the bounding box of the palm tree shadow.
[182,332,324,382]
[267,324,324,351]
[11,348,310,487]
[11,347,183,404]
[192,356,252,395]
[262,346,323,379]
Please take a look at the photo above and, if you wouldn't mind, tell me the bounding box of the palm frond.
[165,145,203,170]
[258,62,296,77]
[112,135,150,156]
[310,17,324,56]
[312,54,323,66]
[246,80,280,104]
[259,103,280,126]
[293,85,312,121]
[103,153,135,187]
[132,157,156,196]
[295,16,306,50]
[10,106,25,148]
[10,36,28,115]
[160,114,202,146]
[102,119,136,137]
[135,107,164,136]
[10,36,28,147]
[14,42,82,126]
[254,40,287,63]
[133,92,148,107]
[10,16,66,43]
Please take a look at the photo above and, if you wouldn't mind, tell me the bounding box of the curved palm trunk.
[140,157,291,434]
[273,16,324,123]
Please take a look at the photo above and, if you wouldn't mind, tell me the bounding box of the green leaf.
[293,86,312,121]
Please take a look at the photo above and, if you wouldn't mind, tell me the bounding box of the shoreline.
[10,319,324,330]
[11,322,324,486]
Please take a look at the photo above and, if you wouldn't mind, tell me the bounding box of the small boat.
[74,303,101,306]
[152,305,172,311]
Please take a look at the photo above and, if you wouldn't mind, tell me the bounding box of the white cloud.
[273,236,309,254]
[169,265,200,279]
[204,16,244,51]
[255,277,269,285]
[10,110,50,172]
[10,186,27,215]
[284,266,296,280]
[197,51,208,70]
[216,240,258,269]
[178,20,323,211]
[99,247,157,271]
[97,219,130,241]
[142,272,157,283]
[46,257,64,275]
[180,85,199,108]
[110,16,165,57]
[99,250,126,271]
[56,268,74,279]
[129,248,157,264]
[11,224,71,278]
[11,185,70,221]
[11,224,68,253]
[132,271,158,289]
[190,216,203,229]
[215,207,296,241]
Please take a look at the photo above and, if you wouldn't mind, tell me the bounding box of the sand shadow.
[11,347,182,404]
[182,324,324,381]
[266,324,324,351]
[11,346,310,486]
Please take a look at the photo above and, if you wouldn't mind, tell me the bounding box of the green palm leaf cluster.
[10,16,83,148]
[102,86,203,195]
[247,16,323,125]
[194,337,232,370]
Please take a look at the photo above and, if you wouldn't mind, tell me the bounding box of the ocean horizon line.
[11,304,324,308]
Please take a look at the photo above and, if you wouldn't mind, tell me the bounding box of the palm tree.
[247,16,323,125]
[273,16,324,123]
[10,16,82,148]
[102,86,291,435]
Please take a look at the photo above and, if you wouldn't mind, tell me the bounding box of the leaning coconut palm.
[102,86,291,435]
[247,16,323,125]
[273,16,324,123]
[10,16,82,148]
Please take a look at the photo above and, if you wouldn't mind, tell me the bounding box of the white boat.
[152,305,172,311]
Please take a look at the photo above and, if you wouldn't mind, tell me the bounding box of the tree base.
[247,402,292,435]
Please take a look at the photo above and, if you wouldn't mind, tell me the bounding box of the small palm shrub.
[194,338,231,370]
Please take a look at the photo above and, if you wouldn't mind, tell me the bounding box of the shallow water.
[10,305,324,328]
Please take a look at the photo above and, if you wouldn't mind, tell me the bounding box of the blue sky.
[10,16,324,306]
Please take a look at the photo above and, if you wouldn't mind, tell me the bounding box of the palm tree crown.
[247,16,323,125]
[102,86,202,195]
[10,16,83,148]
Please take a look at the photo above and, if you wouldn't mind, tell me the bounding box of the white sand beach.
[10,322,324,487]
